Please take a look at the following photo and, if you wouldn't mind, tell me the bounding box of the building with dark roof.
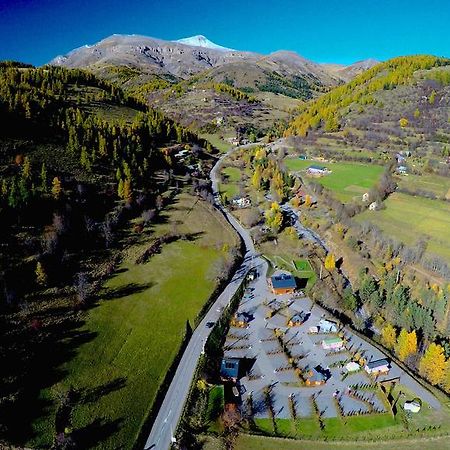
[365,358,390,375]
[220,358,240,379]
[305,367,327,386]
[269,271,297,295]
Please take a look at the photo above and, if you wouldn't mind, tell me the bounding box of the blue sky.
[0,0,449,65]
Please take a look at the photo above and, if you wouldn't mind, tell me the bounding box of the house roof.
[236,312,250,323]
[366,358,389,369]
[220,358,240,378]
[308,165,327,171]
[323,337,343,345]
[307,367,326,383]
[318,319,337,328]
[290,312,306,323]
[271,272,296,290]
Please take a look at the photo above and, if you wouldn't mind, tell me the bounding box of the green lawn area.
[207,385,225,422]
[397,173,450,198]
[29,193,238,449]
[200,133,232,153]
[219,166,243,201]
[356,192,450,262]
[235,434,450,450]
[284,158,384,202]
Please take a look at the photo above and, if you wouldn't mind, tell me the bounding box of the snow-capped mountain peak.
[175,35,233,51]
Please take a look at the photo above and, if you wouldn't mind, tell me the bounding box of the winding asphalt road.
[144,149,267,450]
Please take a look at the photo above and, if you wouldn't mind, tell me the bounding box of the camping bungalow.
[233,312,250,328]
[269,272,297,295]
[365,358,390,375]
[322,337,344,351]
[305,367,327,386]
[288,311,307,327]
[318,319,338,333]
[220,358,240,380]
[345,361,360,373]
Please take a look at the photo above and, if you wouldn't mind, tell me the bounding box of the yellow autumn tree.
[380,323,397,350]
[324,253,336,271]
[396,329,417,362]
[252,165,262,190]
[304,194,312,207]
[399,117,409,128]
[265,202,283,232]
[419,343,446,385]
[51,177,62,200]
[35,261,47,286]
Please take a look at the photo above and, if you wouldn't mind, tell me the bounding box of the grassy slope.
[284,159,384,202]
[30,192,238,449]
[397,173,450,198]
[234,434,450,450]
[356,192,450,261]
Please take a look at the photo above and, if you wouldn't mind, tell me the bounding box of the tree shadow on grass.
[78,377,127,405]
[100,282,155,301]
[0,315,98,446]
[73,417,123,449]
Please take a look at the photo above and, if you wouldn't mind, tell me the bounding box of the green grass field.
[397,173,450,199]
[356,192,450,262]
[29,193,238,449]
[219,166,243,201]
[284,158,384,202]
[200,133,233,153]
[234,434,450,450]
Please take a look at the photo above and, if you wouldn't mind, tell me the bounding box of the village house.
[268,271,297,295]
[322,337,344,351]
[231,197,251,208]
[365,358,390,375]
[362,192,370,202]
[307,165,331,176]
[305,367,327,386]
[397,165,408,175]
[368,201,378,211]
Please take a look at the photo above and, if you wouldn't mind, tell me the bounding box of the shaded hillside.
[0,62,213,446]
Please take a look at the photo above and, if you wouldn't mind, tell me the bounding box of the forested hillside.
[0,62,216,447]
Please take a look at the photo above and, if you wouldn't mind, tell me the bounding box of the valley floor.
[27,191,239,449]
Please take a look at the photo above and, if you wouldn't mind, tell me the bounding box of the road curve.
[144,148,267,450]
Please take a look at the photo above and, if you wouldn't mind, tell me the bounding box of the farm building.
[318,319,338,333]
[305,367,327,386]
[220,358,240,380]
[397,165,408,174]
[269,271,297,295]
[232,312,251,328]
[307,165,330,176]
[368,201,378,211]
[232,197,251,208]
[288,311,307,327]
[362,192,369,202]
[345,361,360,372]
[322,337,344,351]
[365,358,390,375]
[298,154,307,160]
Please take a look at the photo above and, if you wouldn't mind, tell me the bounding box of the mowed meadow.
[29,192,239,449]
[357,192,450,262]
[284,158,384,202]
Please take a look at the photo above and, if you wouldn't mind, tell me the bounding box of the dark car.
[206,321,215,328]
